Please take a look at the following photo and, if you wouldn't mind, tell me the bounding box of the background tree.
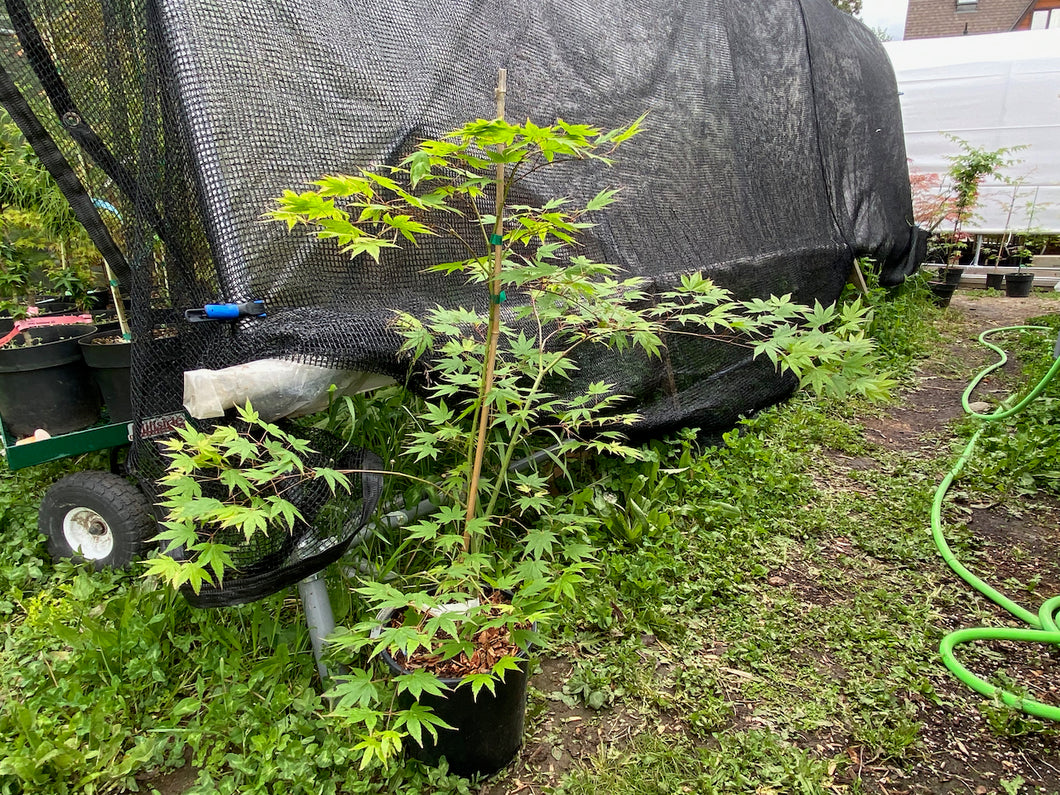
[831,0,864,15]
[0,109,98,309]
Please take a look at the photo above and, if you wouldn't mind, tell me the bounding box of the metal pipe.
[297,572,336,683]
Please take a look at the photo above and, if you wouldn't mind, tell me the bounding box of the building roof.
[905,0,1033,39]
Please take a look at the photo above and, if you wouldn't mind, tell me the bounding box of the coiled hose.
[934,325,1060,720]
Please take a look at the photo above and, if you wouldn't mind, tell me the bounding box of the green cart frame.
[2,413,164,569]
[0,418,132,471]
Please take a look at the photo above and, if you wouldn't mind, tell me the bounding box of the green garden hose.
[933,325,1060,720]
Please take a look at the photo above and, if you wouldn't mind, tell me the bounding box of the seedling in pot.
[910,139,1022,280]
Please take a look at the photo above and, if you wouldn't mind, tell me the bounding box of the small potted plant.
[909,168,960,305]
[910,140,1020,305]
[152,102,895,777]
[1003,237,1035,297]
[985,173,1031,290]
[936,232,969,284]
[977,238,1005,290]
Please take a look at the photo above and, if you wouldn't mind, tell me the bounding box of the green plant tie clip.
[489,233,503,246]
[109,279,119,287]
[492,291,506,305]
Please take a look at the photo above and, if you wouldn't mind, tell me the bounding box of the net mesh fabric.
[0,0,922,604]
[176,436,383,609]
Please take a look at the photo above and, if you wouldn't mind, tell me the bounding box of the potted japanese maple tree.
[153,88,895,778]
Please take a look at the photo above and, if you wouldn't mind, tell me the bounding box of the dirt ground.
[833,293,1060,795]
[486,292,1060,795]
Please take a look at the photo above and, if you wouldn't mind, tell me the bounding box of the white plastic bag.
[183,359,394,420]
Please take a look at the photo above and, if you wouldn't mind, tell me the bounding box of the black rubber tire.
[39,471,155,570]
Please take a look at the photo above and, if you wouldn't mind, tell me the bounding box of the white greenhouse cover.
[884,30,1060,234]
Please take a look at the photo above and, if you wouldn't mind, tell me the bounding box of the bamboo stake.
[103,259,131,340]
[847,259,869,296]
[462,68,507,552]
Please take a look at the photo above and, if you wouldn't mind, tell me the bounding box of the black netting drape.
[0,0,923,604]
[179,439,383,608]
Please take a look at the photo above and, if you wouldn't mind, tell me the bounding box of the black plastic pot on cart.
[1005,272,1034,298]
[0,324,99,436]
[79,331,132,423]
[83,290,112,311]
[35,300,76,314]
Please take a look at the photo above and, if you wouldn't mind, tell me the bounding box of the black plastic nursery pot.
[35,300,76,315]
[927,280,957,308]
[381,648,530,778]
[0,324,100,437]
[79,331,132,422]
[84,290,112,311]
[936,267,964,286]
[1004,272,1034,298]
[985,272,1005,290]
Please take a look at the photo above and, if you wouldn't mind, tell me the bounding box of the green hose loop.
[931,427,1041,629]
[1039,595,1060,634]
[936,323,1060,719]
[940,628,1060,721]
[961,326,1060,420]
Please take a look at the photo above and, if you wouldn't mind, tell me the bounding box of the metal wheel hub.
[62,507,114,560]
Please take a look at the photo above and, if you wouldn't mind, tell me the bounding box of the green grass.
[3,282,1058,793]
[0,459,472,794]
[545,301,1060,793]
[558,730,841,795]
[552,400,961,761]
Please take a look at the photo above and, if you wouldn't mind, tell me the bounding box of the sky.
[859,0,909,40]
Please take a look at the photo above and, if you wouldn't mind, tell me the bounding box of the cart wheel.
[39,471,155,570]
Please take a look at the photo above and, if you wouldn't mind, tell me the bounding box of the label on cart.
[139,412,188,439]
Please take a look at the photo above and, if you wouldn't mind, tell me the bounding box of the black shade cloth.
[0,0,923,603]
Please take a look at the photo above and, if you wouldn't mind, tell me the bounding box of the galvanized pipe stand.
[298,571,336,683]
